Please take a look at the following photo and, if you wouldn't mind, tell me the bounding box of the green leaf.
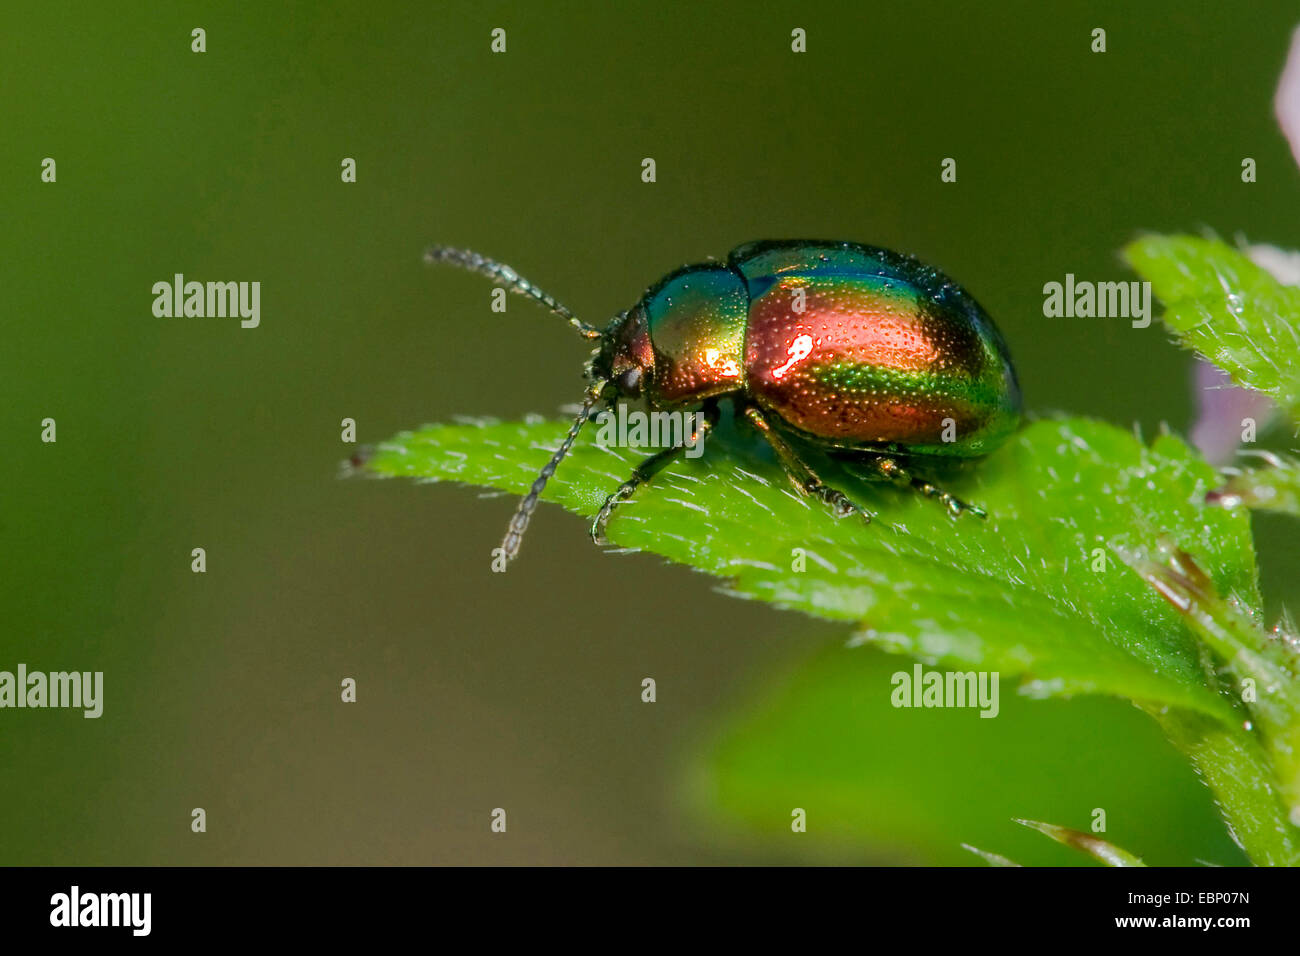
[1143,705,1300,866]
[361,414,1254,723]
[1117,539,1300,818]
[1123,235,1300,419]
[683,640,1253,866]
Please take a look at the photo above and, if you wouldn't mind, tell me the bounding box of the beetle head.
[591,306,655,400]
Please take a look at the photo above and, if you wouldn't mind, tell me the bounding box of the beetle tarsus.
[591,483,638,545]
[743,405,873,524]
[591,400,720,546]
[875,456,987,520]
[817,486,869,523]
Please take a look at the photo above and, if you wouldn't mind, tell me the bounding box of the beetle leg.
[872,456,987,520]
[742,406,871,524]
[590,401,720,545]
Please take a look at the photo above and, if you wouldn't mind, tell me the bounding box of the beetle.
[425,240,1022,564]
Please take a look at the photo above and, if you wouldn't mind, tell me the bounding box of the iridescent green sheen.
[597,240,1020,456]
[730,240,1020,456]
[641,265,748,406]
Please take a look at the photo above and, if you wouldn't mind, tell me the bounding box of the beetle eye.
[615,367,643,396]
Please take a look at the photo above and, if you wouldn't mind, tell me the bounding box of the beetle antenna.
[425,245,604,340]
[500,380,608,564]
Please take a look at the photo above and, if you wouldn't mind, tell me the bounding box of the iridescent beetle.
[425,240,1022,564]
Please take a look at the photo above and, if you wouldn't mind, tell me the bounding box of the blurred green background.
[4,0,1299,865]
